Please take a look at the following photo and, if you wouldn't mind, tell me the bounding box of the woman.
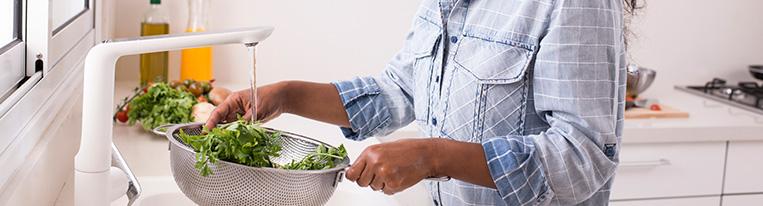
[207,0,638,205]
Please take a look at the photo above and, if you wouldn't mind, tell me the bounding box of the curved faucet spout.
[74,26,274,206]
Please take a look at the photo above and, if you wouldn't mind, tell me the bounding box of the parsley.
[281,144,347,170]
[178,120,348,176]
[127,83,196,131]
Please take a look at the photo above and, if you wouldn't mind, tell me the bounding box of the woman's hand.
[346,138,497,195]
[345,139,443,195]
[205,82,289,128]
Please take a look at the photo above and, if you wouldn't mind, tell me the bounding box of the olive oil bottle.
[140,0,169,86]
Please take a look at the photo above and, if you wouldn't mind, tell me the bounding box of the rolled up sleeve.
[482,136,550,205]
[332,71,415,141]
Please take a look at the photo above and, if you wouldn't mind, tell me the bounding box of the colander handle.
[334,170,345,187]
[152,124,176,136]
[337,166,450,187]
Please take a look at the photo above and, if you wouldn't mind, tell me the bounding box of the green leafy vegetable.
[281,144,347,170]
[127,83,197,131]
[178,119,348,176]
[179,120,282,176]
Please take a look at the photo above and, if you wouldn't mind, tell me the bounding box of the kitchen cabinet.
[723,141,763,194]
[610,142,726,200]
[722,194,763,206]
[610,196,720,206]
[610,140,763,205]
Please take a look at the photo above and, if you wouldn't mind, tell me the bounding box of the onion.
[208,87,231,106]
[192,102,216,123]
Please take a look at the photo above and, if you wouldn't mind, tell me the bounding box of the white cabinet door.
[724,141,763,194]
[722,194,763,206]
[611,142,726,200]
[609,196,726,206]
[610,196,719,206]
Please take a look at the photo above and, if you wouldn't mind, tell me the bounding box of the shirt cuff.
[332,76,392,141]
[482,136,550,205]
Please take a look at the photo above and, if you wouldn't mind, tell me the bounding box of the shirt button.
[431,117,438,125]
[450,36,458,44]
[435,76,440,83]
[433,200,439,206]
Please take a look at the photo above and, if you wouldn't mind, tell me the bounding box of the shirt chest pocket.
[442,35,534,140]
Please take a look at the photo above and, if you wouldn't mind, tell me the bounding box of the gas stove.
[676,78,763,115]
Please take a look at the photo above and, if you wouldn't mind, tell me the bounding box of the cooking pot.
[626,64,656,98]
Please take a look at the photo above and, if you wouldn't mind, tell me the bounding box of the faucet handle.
[111,143,142,206]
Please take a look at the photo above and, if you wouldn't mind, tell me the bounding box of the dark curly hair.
[623,0,642,15]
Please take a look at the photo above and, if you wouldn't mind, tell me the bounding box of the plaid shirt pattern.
[333,0,626,205]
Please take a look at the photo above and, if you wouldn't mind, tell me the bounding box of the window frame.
[0,0,26,114]
[1,0,95,117]
[47,0,93,73]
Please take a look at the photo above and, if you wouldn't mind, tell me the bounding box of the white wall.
[114,0,421,89]
[113,0,763,96]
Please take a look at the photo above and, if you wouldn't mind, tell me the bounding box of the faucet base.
[75,170,110,206]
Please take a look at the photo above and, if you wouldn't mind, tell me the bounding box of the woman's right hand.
[205,82,289,128]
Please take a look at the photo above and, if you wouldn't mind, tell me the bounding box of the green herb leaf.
[127,83,196,131]
[178,120,348,176]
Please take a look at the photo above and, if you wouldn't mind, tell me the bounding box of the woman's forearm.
[281,80,351,128]
[433,139,496,188]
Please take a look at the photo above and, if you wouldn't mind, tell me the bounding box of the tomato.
[116,111,129,123]
[626,96,635,102]
[197,95,208,103]
[650,104,662,111]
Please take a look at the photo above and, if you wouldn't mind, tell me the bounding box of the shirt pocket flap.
[454,36,533,84]
[408,21,442,59]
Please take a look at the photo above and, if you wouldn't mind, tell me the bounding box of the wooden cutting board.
[625,104,689,119]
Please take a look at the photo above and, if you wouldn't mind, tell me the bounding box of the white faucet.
[74,27,274,206]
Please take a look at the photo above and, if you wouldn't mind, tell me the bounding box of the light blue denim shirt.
[332,0,626,205]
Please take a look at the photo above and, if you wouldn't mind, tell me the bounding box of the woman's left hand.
[345,139,443,195]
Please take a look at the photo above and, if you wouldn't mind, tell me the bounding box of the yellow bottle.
[180,0,212,81]
[140,0,169,86]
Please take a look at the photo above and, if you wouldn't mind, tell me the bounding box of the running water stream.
[246,43,258,122]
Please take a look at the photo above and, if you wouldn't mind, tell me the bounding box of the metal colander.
[165,123,350,206]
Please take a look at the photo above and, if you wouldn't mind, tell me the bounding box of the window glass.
[1,0,22,102]
[51,0,87,31]
[0,0,16,46]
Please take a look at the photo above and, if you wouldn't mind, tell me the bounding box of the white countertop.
[620,88,763,144]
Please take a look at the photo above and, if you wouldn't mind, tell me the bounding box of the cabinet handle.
[619,159,671,168]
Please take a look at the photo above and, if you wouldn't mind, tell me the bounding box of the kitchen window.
[0,0,25,111]
[51,0,88,33]
[0,0,95,189]
[45,0,94,73]
[0,0,94,116]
